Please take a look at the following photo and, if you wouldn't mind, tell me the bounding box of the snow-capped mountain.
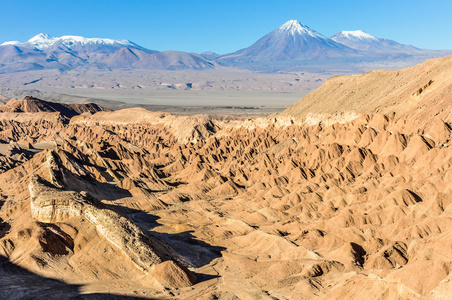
[0,33,215,73]
[330,30,379,50]
[220,20,359,64]
[332,30,378,41]
[330,30,423,54]
[23,33,136,50]
[1,33,151,54]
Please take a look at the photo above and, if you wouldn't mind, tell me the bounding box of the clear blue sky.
[1,0,451,54]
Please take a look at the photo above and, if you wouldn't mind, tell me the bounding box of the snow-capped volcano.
[331,30,424,54]
[331,30,382,51]
[220,20,358,64]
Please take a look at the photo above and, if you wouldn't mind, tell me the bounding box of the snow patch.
[334,30,378,42]
[27,33,59,49]
[1,41,21,46]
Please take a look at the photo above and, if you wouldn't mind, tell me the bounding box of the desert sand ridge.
[281,55,452,127]
[71,107,219,143]
[1,56,452,298]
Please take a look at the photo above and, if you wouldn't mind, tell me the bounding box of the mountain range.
[0,34,214,73]
[219,20,360,63]
[0,20,450,74]
[217,20,450,70]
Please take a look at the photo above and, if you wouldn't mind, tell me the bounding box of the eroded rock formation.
[29,166,194,284]
[1,56,452,298]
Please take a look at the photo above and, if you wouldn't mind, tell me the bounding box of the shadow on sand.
[128,210,226,270]
[0,256,152,300]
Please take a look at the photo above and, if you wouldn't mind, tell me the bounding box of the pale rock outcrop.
[29,175,85,223]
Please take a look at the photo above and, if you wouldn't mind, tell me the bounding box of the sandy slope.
[282,55,452,122]
[1,56,452,299]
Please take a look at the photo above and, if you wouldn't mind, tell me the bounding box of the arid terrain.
[1,55,452,299]
[0,68,323,117]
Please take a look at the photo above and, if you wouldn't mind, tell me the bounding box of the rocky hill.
[0,96,106,119]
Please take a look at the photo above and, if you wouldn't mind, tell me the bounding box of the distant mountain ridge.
[330,30,429,55]
[2,33,141,51]
[1,22,451,74]
[0,34,215,73]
